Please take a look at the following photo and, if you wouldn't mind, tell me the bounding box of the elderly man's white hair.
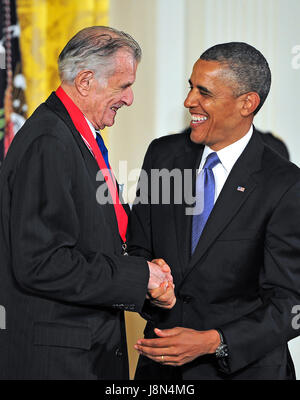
[58,26,142,84]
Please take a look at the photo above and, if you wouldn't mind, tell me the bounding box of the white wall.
[109,0,187,195]
[110,0,300,378]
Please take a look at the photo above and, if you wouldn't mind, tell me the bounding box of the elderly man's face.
[184,59,246,150]
[87,49,138,130]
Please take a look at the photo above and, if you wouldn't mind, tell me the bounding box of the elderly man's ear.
[75,70,95,96]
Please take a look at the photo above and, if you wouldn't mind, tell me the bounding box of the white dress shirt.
[198,126,253,202]
[84,116,97,139]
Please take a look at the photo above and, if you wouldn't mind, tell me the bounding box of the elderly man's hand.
[147,258,176,309]
[147,258,173,290]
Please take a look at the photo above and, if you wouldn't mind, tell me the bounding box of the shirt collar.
[199,125,253,173]
[84,116,97,139]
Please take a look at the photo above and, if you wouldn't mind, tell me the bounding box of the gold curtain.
[17,0,108,140]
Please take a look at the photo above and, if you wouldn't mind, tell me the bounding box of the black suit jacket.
[128,128,300,380]
[0,93,149,380]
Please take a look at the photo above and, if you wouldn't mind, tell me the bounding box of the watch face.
[216,344,229,358]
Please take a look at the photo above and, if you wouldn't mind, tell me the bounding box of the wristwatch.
[215,329,229,358]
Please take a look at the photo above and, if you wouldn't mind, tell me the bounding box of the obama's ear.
[240,92,261,117]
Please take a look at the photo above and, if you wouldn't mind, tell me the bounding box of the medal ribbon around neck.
[56,86,128,243]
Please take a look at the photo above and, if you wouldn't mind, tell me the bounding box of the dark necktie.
[191,152,220,254]
[95,131,110,170]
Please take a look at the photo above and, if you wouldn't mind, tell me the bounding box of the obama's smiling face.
[184,59,254,151]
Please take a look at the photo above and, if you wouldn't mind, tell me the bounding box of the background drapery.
[0,0,27,163]
[17,0,108,118]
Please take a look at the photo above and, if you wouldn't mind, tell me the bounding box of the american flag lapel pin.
[237,186,245,192]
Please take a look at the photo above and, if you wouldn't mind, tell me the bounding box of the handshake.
[147,259,176,309]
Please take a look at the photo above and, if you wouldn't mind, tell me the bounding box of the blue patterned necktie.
[191,152,220,254]
[95,131,110,170]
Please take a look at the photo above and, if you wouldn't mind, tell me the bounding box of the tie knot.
[203,152,220,170]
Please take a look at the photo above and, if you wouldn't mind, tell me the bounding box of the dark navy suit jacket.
[129,128,300,380]
[0,93,149,380]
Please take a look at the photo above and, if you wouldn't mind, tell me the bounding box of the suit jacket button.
[182,296,192,304]
[115,347,123,357]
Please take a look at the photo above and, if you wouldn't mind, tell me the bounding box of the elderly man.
[0,26,175,380]
[129,42,300,380]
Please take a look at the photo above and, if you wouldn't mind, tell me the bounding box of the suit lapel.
[173,134,204,268]
[45,93,98,176]
[182,130,264,280]
[45,92,118,228]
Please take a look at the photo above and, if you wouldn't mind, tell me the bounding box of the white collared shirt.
[84,116,97,139]
[198,125,253,202]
